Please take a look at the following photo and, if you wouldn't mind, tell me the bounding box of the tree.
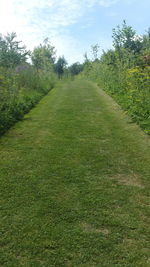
[0,32,30,68]
[112,20,143,54]
[31,39,56,70]
[69,62,83,76]
[83,52,90,64]
[91,44,100,61]
[55,56,67,78]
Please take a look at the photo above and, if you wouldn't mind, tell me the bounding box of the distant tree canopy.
[31,39,56,70]
[0,32,30,68]
[55,56,67,78]
[69,62,83,76]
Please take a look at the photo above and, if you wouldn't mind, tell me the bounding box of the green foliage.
[91,43,100,61]
[55,56,67,79]
[112,20,143,54]
[0,32,30,68]
[126,66,150,125]
[0,34,59,135]
[0,66,56,135]
[83,21,150,134]
[69,62,83,76]
[31,38,56,70]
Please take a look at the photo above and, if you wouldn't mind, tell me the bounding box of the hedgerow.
[83,21,150,134]
[0,33,66,135]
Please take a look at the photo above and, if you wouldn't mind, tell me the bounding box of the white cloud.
[0,0,121,35]
[0,0,121,63]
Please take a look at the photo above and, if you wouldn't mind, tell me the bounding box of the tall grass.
[83,61,150,134]
[0,65,56,135]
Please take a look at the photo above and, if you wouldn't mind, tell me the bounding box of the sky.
[0,0,150,64]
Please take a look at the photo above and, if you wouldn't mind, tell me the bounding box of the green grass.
[0,78,150,266]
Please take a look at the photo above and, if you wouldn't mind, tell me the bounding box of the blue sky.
[0,0,150,64]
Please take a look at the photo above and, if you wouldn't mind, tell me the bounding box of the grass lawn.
[0,78,150,266]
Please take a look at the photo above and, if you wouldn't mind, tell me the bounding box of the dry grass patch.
[114,173,144,188]
[147,258,150,264]
[123,238,136,245]
[81,223,110,235]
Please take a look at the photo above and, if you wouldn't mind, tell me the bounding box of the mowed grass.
[0,78,150,266]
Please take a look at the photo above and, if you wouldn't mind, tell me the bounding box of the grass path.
[0,78,150,266]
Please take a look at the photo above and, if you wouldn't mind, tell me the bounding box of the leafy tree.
[91,44,100,61]
[112,20,143,54]
[69,62,83,76]
[83,52,90,64]
[55,56,67,78]
[31,39,56,70]
[0,32,29,68]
